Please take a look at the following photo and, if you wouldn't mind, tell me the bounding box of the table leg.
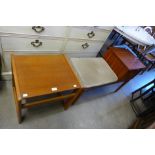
[114,80,128,92]
[16,101,22,124]
[114,70,141,93]
[12,87,22,123]
[63,89,84,110]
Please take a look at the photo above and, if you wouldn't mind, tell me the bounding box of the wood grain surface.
[11,54,81,100]
[104,47,145,81]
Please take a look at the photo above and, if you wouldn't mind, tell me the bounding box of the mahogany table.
[11,54,83,123]
[103,47,146,92]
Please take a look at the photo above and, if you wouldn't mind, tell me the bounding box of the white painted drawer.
[1,37,63,52]
[66,52,97,58]
[65,40,103,53]
[0,26,67,37]
[95,26,114,31]
[69,27,111,41]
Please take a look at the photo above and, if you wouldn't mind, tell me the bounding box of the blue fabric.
[114,44,137,57]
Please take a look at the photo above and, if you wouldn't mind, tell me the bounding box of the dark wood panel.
[103,47,145,81]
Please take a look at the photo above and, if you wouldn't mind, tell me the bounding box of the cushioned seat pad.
[70,58,118,88]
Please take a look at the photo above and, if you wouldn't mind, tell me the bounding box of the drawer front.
[66,52,97,58]
[65,40,103,53]
[1,37,63,52]
[0,26,67,37]
[69,27,111,41]
[95,26,114,31]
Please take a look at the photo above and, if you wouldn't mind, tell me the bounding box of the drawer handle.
[87,31,95,38]
[32,26,45,33]
[31,40,42,47]
[82,43,89,49]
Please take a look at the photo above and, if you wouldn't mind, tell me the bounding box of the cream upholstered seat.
[70,58,118,88]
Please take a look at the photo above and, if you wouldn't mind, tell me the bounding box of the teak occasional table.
[11,54,83,123]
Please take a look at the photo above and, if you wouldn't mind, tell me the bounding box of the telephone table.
[11,54,83,123]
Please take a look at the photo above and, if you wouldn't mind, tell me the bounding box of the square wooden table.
[11,54,83,123]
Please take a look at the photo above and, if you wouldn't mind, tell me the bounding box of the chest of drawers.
[0,26,113,72]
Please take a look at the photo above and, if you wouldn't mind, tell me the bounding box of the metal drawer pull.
[87,31,95,38]
[31,40,42,47]
[82,43,89,49]
[32,26,45,33]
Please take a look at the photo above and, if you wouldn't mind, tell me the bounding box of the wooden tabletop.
[11,54,81,100]
[111,47,146,70]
